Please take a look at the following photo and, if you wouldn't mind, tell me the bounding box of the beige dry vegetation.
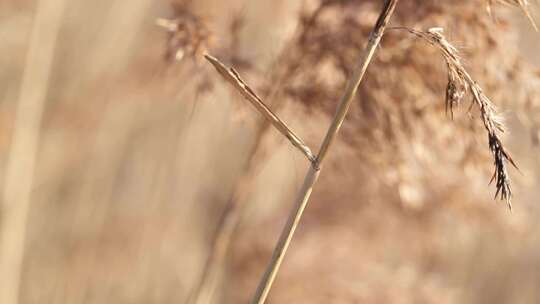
[1,0,540,303]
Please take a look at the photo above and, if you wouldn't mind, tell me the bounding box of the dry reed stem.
[187,7,332,302]
[248,1,399,303]
[0,1,67,303]
[251,165,321,304]
[205,54,316,163]
[186,83,286,304]
[203,1,525,302]
[390,26,518,210]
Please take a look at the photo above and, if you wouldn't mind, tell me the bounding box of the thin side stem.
[205,55,316,162]
[191,8,331,302]
[250,1,399,304]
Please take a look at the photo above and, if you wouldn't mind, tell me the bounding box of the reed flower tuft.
[394,26,518,209]
[156,8,213,62]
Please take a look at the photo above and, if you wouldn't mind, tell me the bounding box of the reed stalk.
[249,1,399,303]
[0,1,66,303]
[188,7,335,302]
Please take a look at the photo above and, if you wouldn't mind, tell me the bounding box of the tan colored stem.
[0,1,67,303]
[190,10,329,302]
[250,1,399,303]
[315,0,399,166]
[205,55,316,162]
[250,165,320,304]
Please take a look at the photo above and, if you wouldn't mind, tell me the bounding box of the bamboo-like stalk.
[250,1,399,303]
[0,1,67,303]
[189,8,332,302]
[193,54,307,304]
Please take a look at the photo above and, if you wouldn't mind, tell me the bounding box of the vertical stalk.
[0,1,66,304]
[191,6,334,302]
[250,165,320,304]
[250,1,399,303]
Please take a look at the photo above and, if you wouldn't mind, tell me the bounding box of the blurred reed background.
[0,0,539,303]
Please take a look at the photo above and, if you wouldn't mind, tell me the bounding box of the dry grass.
[0,1,67,303]
[205,54,316,162]
[199,1,537,303]
[1,1,540,304]
[389,26,518,209]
